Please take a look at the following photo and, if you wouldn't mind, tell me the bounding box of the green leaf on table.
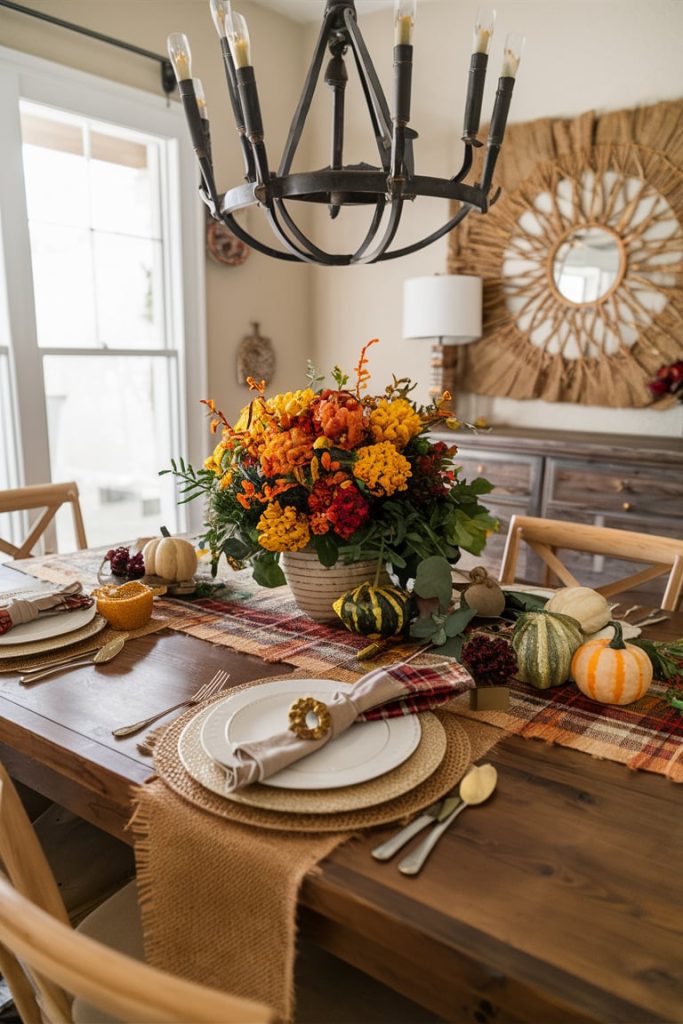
[410,615,441,640]
[437,635,466,659]
[504,591,549,615]
[444,603,477,636]
[414,556,453,612]
[251,554,286,589]
[222,537,251,560]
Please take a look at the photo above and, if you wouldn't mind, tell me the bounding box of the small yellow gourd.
[142,534,197,582]
[546,586,611,635]
[571,622,653,705]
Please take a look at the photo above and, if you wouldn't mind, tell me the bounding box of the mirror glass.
[552,225,624,305]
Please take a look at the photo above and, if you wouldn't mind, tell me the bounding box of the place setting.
[147,655,499,837]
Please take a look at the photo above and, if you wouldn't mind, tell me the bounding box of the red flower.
[326,484,370,540]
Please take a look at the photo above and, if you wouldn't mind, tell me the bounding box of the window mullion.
[0,65,51,489]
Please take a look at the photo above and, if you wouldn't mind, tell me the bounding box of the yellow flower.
[204,439,229,475]
[369,398,423,449]
[233,397,270,435]
[256,503,310,552]
[353,441,411,497]
[266,388,315,426]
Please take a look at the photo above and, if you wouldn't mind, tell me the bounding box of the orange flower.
[260,426,314,477]
[312,390,367,450]
[246,377,266,395]
[353,337,379,397]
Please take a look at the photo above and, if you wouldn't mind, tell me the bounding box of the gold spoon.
[398,763,498,875]
[19,636,127,686]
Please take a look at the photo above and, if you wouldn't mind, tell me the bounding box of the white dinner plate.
[0,603,97,646]
[200,678,422,791]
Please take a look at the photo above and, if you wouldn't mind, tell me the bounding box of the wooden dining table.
[1,559,682,1024]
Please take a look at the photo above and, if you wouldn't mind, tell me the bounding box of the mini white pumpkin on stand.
[142,529,198,585]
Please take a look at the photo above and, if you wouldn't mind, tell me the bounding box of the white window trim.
[0,45,206,531]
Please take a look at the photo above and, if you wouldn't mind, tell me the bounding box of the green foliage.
[414,556,453,613]
[331,365,350,389]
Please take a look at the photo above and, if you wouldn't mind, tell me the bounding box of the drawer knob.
[622,501,632,512]
[477,464,485,474]
[615,479,630,493]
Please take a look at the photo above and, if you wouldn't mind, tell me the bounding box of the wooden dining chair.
[0,482,88,559]
[499,515,683,610]
[0,765,275,1024]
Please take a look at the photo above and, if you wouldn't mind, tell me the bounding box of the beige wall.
[305,0,683,436]
[0,0,312,440]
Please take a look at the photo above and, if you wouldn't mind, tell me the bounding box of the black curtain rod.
[0,0,177,94]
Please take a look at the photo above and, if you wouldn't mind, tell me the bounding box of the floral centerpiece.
[169,340,497,605]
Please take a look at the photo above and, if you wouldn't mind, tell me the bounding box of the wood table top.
[1,560,682,1024]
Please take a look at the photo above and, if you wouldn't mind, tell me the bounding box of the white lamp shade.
[403,275,482,345]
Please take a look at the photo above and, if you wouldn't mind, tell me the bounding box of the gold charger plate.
[0,614,107,660]
[178,703,447,814]
[153,680,472,833]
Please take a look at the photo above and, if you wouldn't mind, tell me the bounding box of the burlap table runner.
[129,701,500,1022]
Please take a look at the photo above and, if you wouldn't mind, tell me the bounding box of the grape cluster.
[104,547,145,579]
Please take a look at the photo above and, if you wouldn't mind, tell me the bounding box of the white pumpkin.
[142,536,197,582]
[546,586,610,635]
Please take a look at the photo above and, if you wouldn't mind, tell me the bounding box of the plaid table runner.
[10,547,683,781]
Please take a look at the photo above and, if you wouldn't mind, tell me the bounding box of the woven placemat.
[153,677,472,833]
[178,702,447,814]
[0,611,171,673]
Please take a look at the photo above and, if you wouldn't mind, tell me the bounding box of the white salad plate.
[199,677,422,791]
[0,603,97,646]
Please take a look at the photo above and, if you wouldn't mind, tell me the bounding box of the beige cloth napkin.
[214,660,475,791]
[0,581,92,634]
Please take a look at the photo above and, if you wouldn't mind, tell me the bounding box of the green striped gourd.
[333,582,411,638]
[511,610,583,689]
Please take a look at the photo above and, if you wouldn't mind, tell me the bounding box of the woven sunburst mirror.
[448,100,683,407]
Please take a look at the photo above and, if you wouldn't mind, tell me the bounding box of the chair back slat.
[500,516,683,610]
[0,483,87,558]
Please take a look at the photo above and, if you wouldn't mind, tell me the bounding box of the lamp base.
[429,340,462,406]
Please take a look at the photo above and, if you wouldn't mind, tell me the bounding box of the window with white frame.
[0,48,205,552]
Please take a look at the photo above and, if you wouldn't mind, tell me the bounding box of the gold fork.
[112,669,230,739]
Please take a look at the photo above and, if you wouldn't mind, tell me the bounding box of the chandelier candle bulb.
[209,0,230,38]
[193,79,208,119]
[167,32,192,81]
[394,0,416,46]
[227,10,252,69]
[473,6,496,54]
[501,32,524,78]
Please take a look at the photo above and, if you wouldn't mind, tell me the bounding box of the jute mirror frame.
[448,100,683,407]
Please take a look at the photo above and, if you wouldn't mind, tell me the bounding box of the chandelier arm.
[218,211,300,263]
[390,43,413,181]
[277,9,336,179]
[235,66,271,187]
[219,37,256,182]
[375,203,473,262]
[462,52,488,146]
[348,45,391,171]
[451,144,474,184]
[264,203,350,265]
[343,9,393,155]
[479,76,516,194]
[274,198,353,263]
[351,197,387,261]
[351,199,404,265]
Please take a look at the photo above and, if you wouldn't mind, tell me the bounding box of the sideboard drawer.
[544,458,683,521]
[454,447,541,501]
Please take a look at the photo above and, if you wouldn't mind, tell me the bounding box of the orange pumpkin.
[571,622,653,705]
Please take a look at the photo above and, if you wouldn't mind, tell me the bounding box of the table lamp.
[402,274,482,403]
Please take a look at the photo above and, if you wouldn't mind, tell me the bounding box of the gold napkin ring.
[288,697,331,741]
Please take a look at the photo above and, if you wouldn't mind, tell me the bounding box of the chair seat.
[33,803,135,925]
[72,881,144,1024]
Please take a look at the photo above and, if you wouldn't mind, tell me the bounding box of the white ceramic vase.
[281,549,382,623]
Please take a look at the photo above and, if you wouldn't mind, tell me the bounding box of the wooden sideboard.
[432,426,683,604]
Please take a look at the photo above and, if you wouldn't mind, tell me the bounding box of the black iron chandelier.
[167,1,523,266]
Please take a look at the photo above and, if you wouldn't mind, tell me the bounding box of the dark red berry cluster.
[104,546,145,579]
[649,361,683,402]
[461,634,518,686]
